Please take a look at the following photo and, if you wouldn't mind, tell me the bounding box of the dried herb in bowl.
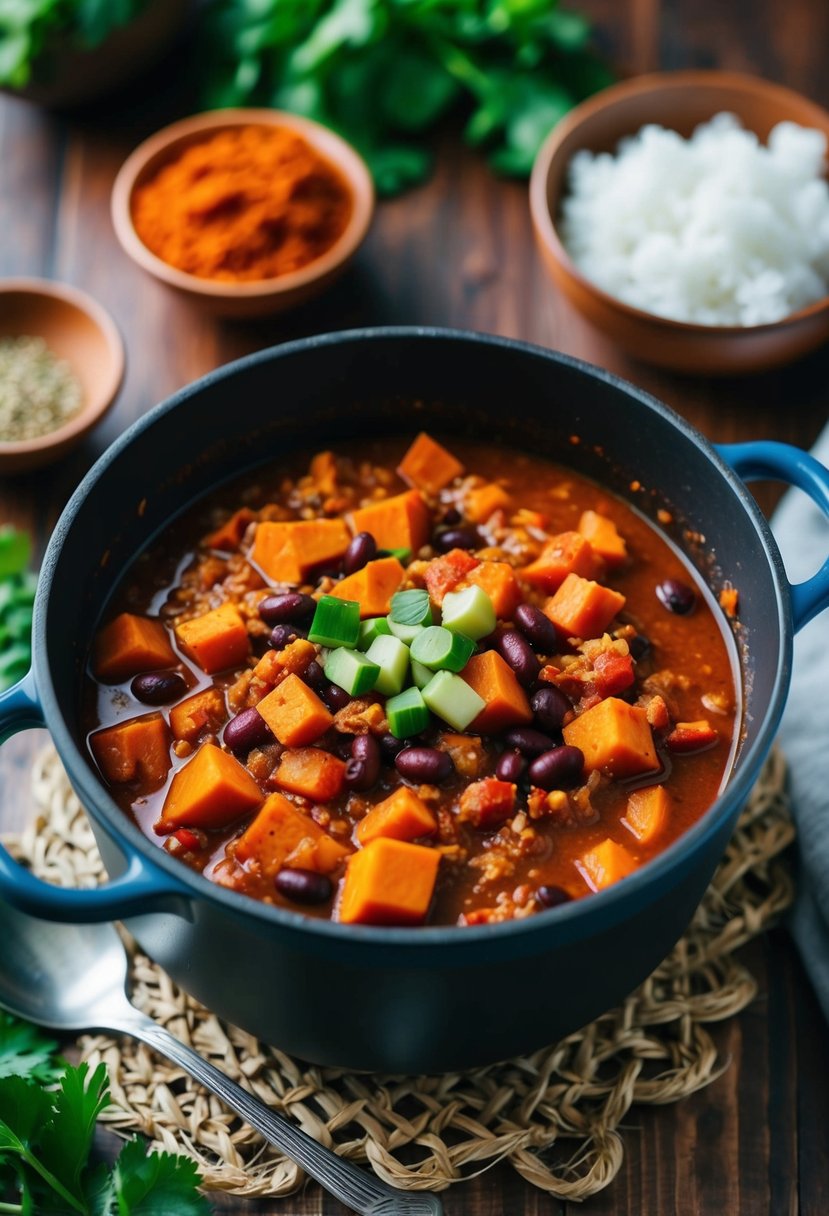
[0,336,82,443]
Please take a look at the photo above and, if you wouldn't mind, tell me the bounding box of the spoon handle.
[114,1011,443,1216]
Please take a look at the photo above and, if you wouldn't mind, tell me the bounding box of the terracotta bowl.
[111,109,375,319]
[0,279,125,475]
[529,71,829,375]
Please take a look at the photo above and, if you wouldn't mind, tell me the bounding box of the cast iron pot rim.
[34,325,791,948]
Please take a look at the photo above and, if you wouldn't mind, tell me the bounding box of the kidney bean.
[495,629,539,687]
[395,746,453,783]
[536,884,572,909]
[346,734,381,789]
[130,670,187,705]
[628,633,651,661]
[434,526,481,553]
[656,578,696,615]
[504,726,556,757]
[343,531,377,575]
[224,707,273,754]
[320,682,351,712]
[514,603,558,652]
[441,507,462,526]
[258,592,316,625]
[333,733,356,760]
[528,745,585,790]
[303,659,326,688]
[275,868,333,905]
[270,623,307,650]
[531,686,571,733]
[496,749,525,783]
[379,733,407,759]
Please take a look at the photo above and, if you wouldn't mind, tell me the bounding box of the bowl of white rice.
[529,70,829,374]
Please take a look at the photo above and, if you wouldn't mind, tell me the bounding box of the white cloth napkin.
[772,422,829,1020]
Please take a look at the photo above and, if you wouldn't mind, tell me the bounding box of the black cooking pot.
[1,329,827,1073]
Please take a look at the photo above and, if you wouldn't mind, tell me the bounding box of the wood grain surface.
[1,1,828,1213]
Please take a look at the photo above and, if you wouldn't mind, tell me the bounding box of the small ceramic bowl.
[111,109,375,318]
[0,279,125,475]
[529,71,829,375]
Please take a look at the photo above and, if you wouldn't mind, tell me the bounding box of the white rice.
[559,113,829,326]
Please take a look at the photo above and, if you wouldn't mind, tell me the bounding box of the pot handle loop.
[716,440,829,634]
[0,672,189,923]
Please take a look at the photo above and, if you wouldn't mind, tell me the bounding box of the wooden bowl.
[111,109,375,319]
[529,71,829,375]
[0,279,125,475]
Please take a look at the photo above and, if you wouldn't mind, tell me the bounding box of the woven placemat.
[9,744,795,1201]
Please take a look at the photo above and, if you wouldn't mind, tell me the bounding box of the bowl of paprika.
[111,109,374,318]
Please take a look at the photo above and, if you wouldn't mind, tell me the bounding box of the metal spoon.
[0,900,443,1216]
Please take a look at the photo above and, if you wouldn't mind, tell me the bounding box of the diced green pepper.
[386,686,430,738]
[441,585,496,640]
[309,595,360,648]
[410,625,475,673]
[365,633,410,696]
[421,670,486,731]
[358,616,391,650]
[324,646,380,696]
[389,588,433,627]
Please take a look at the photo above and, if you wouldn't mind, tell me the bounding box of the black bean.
[655,578,696,615]
[379,733,407,759]
[343,531,377,576]
[303,659,326,688]
[496,749,525,783]
[514,603,558,652]
[441,507,462,526]
[536,884,572,909]
[433,526,481,553]
[275,868,333,905]
[258,592,316,625]
[270,623,307,650]
[320,682,351,712]
[130,670,187,705]
[531,686,571,733]
[395,746,454,783]
[224,707,273,754]
[504,726,556,757]
[495,629,540,687]
[628,633,651,661]
[528,746,585,790]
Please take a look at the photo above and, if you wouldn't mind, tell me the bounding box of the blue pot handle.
[0,672,190,922]
[716,440,829,633]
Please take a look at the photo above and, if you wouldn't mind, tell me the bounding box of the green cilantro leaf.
[0,1012,62,1083]
[92,1138,211,1216]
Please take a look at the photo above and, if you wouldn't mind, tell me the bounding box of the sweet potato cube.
[464,483,512,523]
[91,713,171,787]
[250,518,350,584]
[309,450,338,496]
[563,697,659,778]
[397,432,464,495]
[169,687,227,743]
[424,549,480,605]
[338,838,441,926]
[175,603,250,674]
[235,792,349,875]
[356,787,438,845]
[623,785,671,846]
[521,532,598,593]
[578,510,627,566]
[578,838,637,891]
[544,573,626,640]
[330,556,405,617]
[93,613,176,683]
[457,778,516,829]
[462,650,532,733]
[274,748,347,801]
[157,742,262,832]
[203,508,255,552]
[256,673,333,746]
[348,490,431,554]
[253,637,316,686]
[460,561,522,619]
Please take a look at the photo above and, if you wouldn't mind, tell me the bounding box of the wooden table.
[1,2,828,1212]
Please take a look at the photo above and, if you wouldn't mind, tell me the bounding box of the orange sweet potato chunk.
[274,748,347,801]
[464,483,512,523]
[356,786,438,845]
[93,613,176,683]
[397,432,464,495]
[543,573,626,640]
[157,742,262,832]
[348,490,431,554]
[578,838,637,891]
[330,556,405,617]
[578,510,627,566]
[563,697,659,778]
[256,673,333,746]
[203,508,255,552]
[521,532,598,593]
[460,561,522,619]
[91,713,171,787]
[250,518,350,584]
[338,838,441,926]
[623,785,671,846]
[463,650,532,734]
[424,549,480,605]
[169,687,227,743]
[235,792,349,876]
[175,603,250,674]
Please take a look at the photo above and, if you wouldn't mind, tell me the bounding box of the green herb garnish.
[0,528,36,691]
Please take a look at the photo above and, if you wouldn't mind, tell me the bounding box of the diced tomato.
[666,720,718,753]
[173,828,201,851]
[424,549,480,604]
[458,778,517,829]
[592,651,635,698]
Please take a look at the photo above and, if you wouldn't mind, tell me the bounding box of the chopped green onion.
[386,686,430,738]
[358,616,391,650]
[365,633,410,696]
[324,646,380,696]
[390,588,433,627]
[309,595,360,648]
[410,657,434,689]
[441,585,496,640]
[387,618,425,645]
[410,625,475,673]
[421,671,486,731]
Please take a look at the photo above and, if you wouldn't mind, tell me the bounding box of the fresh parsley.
[0,0,148,89]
